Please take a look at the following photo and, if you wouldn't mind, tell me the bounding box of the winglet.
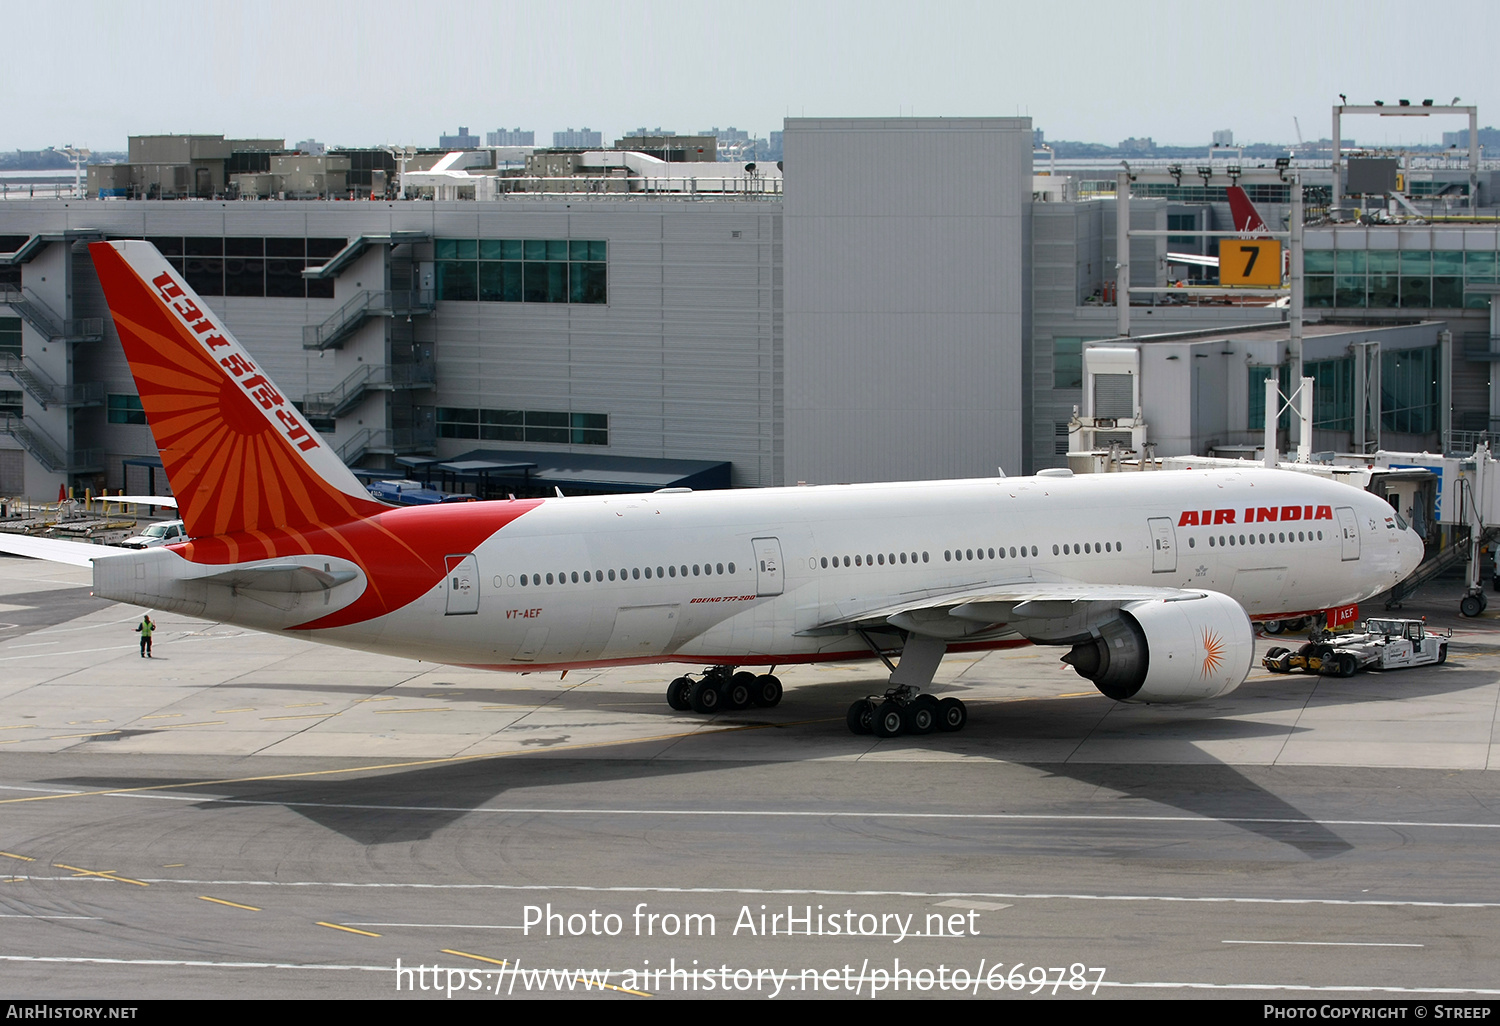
[89,241,386,539]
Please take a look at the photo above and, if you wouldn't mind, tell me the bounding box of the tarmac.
[3,552,1500,1000]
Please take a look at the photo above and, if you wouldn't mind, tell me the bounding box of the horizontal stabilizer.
[194,564,360,594]
[0,533,135,567]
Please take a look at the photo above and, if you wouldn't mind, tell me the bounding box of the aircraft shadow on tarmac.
[41,666,1495,857]
[0,587,114,641]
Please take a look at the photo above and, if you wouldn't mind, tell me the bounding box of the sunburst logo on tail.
[1200,629,1226,678]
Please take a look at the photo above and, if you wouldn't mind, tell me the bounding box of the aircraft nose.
[1399,527,1425,581]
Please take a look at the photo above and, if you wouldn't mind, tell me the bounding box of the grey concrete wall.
[0,197,782,494]
[783,118,1032,483]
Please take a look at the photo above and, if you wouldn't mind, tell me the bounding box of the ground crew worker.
[136,614,155,658]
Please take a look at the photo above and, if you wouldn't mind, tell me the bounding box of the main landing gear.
[844,630,968,737]
[666,666,783,714]
[846,685,968,738]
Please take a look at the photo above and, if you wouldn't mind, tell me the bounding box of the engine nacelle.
[1061,591,1254,703]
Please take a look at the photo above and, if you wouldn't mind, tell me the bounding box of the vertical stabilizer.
[89,241,386,539]
[1226,185,1270,234]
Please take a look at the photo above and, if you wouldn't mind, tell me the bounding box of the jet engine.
[1060,591,1253,703]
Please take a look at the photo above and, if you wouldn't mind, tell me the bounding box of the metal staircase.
[301,288,435,350]
[301,360,436,420]
[336,424,437,467]
[1,414,101,474]
[0,355,103,409]
[0,286,104,343]
[1384,526,1500,608]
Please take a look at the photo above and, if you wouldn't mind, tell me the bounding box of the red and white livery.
[0,241,1426,736]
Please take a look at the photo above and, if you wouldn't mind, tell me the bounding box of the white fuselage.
[264,468,1420,670]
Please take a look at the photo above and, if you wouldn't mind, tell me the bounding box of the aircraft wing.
[809,577,1216,643]
[92,496,178,509]
[0,533,136,567]
[1167,251,1219,268]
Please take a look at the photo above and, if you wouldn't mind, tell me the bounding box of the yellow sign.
[1219,240,1282,287]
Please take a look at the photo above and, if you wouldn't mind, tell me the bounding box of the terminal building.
[0,116,1495,500]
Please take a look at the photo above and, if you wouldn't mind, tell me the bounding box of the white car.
[120,520,189,549]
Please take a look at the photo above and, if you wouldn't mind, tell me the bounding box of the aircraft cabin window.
[922,552,929,562]
[520,575,528,586]
[1052,545,1060,555]
[717,563,725,574]
[680,565,688,577]
[632,568,640,580]
[1189,537,1196,548]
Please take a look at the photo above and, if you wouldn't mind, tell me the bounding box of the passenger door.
[1147,517,1177,573]
[444,554,479,615]
[752,537,784,596]
[1336,506,1361,561]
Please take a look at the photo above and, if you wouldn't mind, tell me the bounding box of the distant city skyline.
[3,0,1495,153]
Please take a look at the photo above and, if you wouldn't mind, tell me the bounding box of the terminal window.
[107,394,147,425]
[126,236,344,299]
[1052,338,1084,389]
[1304,245,1494,311]
[0,237,25,288]
[435,239,606,304]
[0,315,23,415]
[437,407,607,446]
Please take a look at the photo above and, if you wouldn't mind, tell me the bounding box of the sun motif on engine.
[1200,629,1226,678]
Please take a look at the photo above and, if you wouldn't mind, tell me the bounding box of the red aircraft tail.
[1226,185,1270,234]
[89,241,387,540]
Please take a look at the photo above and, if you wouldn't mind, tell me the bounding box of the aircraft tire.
[846,699,874,735]
[726,672,756,709]
[1263,620,1284,635]
[872,701,905,738]
[690,678,723,714]
[666,677,693,710]
[905,695,939,735]
[936,697,967,732]
[752,674,783,707]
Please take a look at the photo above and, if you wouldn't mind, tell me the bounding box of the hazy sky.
[7,0,1496,152]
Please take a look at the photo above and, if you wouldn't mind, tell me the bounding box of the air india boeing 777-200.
[0,241,1424,738]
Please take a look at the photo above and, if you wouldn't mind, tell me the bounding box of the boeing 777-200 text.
[0,241,1425,737]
